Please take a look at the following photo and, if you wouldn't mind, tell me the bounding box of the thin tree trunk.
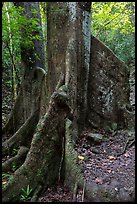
[2,2,46,135]
[4,2,17,101]
[14,2,46,74]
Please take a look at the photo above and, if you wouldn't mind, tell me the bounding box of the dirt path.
[76,130,135,202]
[38,129,135,202]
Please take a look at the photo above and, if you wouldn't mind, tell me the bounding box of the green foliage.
[2,2,43,86]
[111,122,118,131]
[2,173,14,189]
[105,122,118,136]
[92,2,135,66]
[3,3,21,69]
[11,148,18,156]
[2,173,13,180]
[12,163,18,171]
[20,185,33,201]
[2,2,134,83]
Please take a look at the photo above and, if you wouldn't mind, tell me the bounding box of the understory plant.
[20,185,33,201]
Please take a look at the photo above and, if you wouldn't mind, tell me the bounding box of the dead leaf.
[95,177,103,184]
[124,152,129,157]
[108,156,116,160]
[78,155,84,160]
[2,180,7,185]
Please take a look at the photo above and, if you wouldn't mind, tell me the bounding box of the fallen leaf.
[124,152,129,157]
[78,155,84,160]
[108,156,116,160]
[95,177,103,184]
[2,180,7,185]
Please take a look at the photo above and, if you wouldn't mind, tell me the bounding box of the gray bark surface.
[87,36,131,129]
[46,2,91,135]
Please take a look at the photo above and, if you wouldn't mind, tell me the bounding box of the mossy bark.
[3,2,46,135]
[2,110,39,155]
[87,36,132,130]
[64,119,84,190]
[2,146,29,172]
[2,67,46,135]
[2,80,70,202]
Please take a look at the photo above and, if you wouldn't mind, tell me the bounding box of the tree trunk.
[2,2,46,135]
[2,2,134,202]
[2,2,92,201]
[4,2,17,101]
[2,67,46,135]
[2,78,71,202]
[46,2,91,135]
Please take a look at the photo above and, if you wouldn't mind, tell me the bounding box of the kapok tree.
[2,2,133,202]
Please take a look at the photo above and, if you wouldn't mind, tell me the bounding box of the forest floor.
[38,130,135,202]
[2,73,135,202]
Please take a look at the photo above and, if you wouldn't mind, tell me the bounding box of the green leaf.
[112,132,117,137]
[111,123,118,131]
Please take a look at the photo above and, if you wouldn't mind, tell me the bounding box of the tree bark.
[2,78,70,202]
[2,3,92,201]
[2,67,46,135]
[2,2,134,203]
[2,109,39,155]
[87,36,132,129]
[46,2,91,135]
[2,146,29,172]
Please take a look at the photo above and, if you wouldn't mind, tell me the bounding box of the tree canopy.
[2,2,135,72]
[2,3,42,69]
[92,2,135,65]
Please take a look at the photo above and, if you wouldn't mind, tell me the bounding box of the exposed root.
[2,67,47,135]
[82,180,85,202]
[64,119,85,190]
[2,92,24,135]
[2,110,39,156]
[2,146,29,172]
[30,185,43,202]
[2,76,70,202]
[72,182,78,202]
